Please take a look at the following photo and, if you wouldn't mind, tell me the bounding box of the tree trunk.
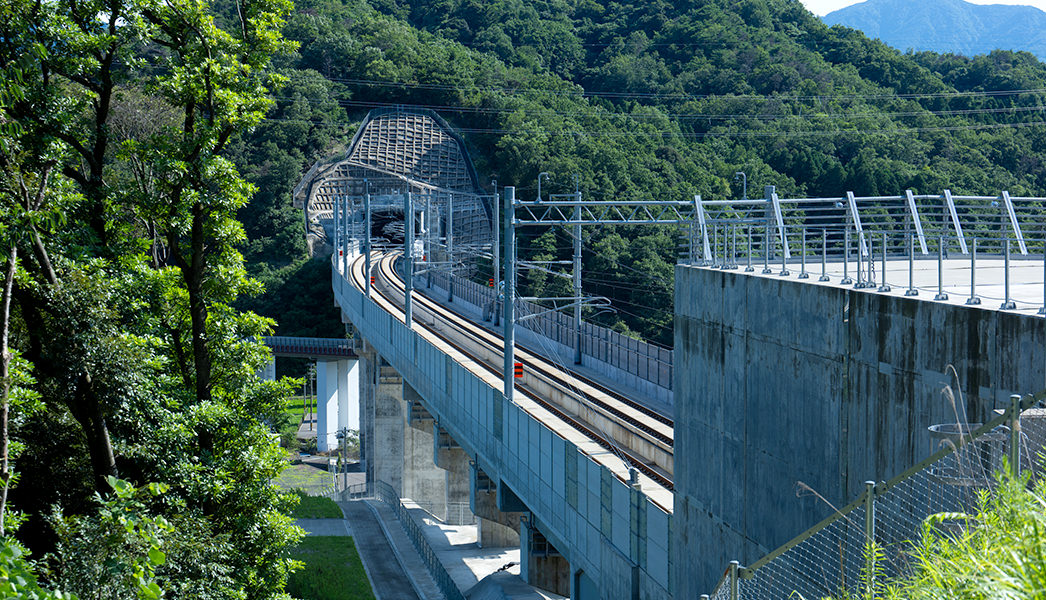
[0,246,17,535]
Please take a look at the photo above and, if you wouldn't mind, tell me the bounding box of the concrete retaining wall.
[672,264,1046,596]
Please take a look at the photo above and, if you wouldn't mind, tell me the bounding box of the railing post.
[878,232,890,292]
[841,229,853,285]
[819,229,829,282]
[856,229,865,287]
[1010,394,1022,476]
[713,224,720,268]
[779,229,790,276]
[729,560,740,600]
[967,238,981,305]
[799,228,809,279]
[1002,240,1016,309]
[746,226,754,272]
[906,233,918,296]
[1040,241,1046,316]
[730,225,738,269]
[935,236,948,301]
[864,480,876,600]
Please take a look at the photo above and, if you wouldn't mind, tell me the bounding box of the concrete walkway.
[335,500,428,600]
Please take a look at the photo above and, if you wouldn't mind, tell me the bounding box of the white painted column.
[337,359,360,432]
[257,357,275,381]
[316,360,339,452]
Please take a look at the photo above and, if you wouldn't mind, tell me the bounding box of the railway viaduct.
[300,107,1046,599]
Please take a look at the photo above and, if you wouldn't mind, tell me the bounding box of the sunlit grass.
[290,489,343,519]
[288,536,375,600]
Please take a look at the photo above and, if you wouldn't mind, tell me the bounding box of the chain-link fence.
[707,394,1042,600]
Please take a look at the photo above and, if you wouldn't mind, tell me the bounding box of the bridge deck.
[710,256,1046,314]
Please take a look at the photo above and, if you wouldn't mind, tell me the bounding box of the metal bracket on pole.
[1001,191,1027,255]
[770,191,791,259]
[846,191,868,257]
[904,189,928,255]
[943,189,968,254]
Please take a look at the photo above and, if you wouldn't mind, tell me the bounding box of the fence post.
[842,229,853,285]
[1039,242,1046,315]
[799,228,809,279]
[864,481,876,600]
[1010,394,1022,476]
[746,226,754,272]
[729,560,740,600]
[935,236,948,301]
[906,233,918,296]
[820,229,829,282]
[1002,240,1016,310]
[967,238,980,305]
[878,232,890,292]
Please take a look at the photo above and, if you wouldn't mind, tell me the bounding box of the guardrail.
[427,270,674,390]
[698,227,1046,312]
[694,190,1046,266]
[704,392,1045,600]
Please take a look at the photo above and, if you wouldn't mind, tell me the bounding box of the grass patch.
[288,536,375,600]
[275,461,333,494]
[291,490,343,519]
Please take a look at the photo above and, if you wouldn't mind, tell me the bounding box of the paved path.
[296,518,352,536]
[339,500,425,600]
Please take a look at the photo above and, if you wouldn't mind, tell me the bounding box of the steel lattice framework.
[294,108,492,254]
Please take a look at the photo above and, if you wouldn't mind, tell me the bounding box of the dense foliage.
[0,0,305,596]
[233,0,1046,345]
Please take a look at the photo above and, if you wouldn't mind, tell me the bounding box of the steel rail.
[347,252,675,493]
[376,253,674,449]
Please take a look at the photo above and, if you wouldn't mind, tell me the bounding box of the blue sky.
[800,0,1046,16]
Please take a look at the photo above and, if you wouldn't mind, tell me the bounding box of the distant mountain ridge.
[823,0,1046,59]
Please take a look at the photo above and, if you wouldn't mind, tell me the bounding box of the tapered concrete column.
[372,360,405,493]
[401,382,447,515]
[257,357,276,381]
[337,359,359,432]
[520,518,570,597]
[315,360,339,452]
[470,464,522,548]
[357,346,378,482]
[434,426,472,525]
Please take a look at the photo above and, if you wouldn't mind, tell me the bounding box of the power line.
[273,94,1046,123]
[320,75,1046,102]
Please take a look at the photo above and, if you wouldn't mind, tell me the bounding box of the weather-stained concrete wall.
[672,264,1046,596]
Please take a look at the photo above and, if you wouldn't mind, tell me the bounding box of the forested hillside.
[245,0,1046,345]
[3,0,1046,596]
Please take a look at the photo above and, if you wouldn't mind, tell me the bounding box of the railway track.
[348,251,675,492]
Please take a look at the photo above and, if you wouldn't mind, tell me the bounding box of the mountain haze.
[823,0,1046,58]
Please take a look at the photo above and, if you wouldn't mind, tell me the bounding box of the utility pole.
[404,191,414,328]
[364,181,371,298]
[573,184,582,365]
[492,179,500,327]
[503,187,516,402]
[448,192,455,303]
